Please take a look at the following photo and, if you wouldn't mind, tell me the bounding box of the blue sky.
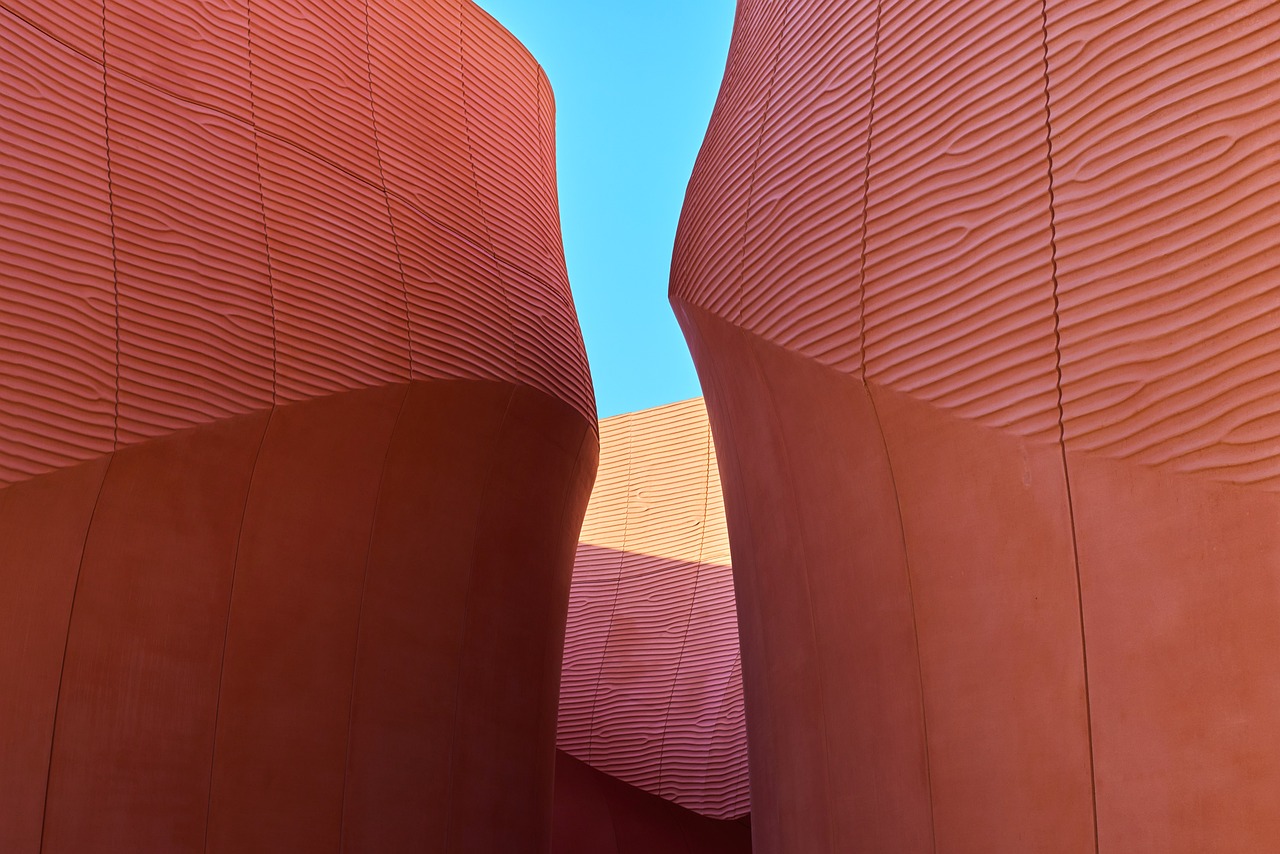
[475,0,735,417]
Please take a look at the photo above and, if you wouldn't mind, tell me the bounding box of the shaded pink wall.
[558,399,748,819]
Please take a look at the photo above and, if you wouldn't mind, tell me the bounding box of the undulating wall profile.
[671,0,1280,852]
[0,1,597,852]
[558,398,748,820]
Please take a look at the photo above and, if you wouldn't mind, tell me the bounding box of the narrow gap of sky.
[475,0,735,418]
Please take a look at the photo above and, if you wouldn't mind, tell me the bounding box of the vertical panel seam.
[654,410,714,800]
[583,415,635,766]
[1037,2,1101,849]
[854,1,939,849]
[703,648,745,817]
[336,382,411,853]
[741,327,838,852]
[441,383,517,853]
[676,304,769,844]
[537,423,595,841]
[99,0,120,447]
[360,1,416,381]
[242,0,280,404]
[37,454,114,854]
[455,1,518,366]
[201,408,274,854]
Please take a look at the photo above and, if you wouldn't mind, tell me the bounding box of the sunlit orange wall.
[672,0,1280,851]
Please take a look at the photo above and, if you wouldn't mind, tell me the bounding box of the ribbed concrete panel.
[672,0,1280,851]
[669,0,790,321]
[534,70,570,289]
[0,14,115,483]
[107,71,274,444]
[1046,1,1280,850]
[739,0,876,374]
[247,0,382,184]
[0,0,595,492]
[866,0,1062,439]
[559,399,747,820]
[1048,0,1280,485]
[462,4,593,425]
[366,0,489,251]
[390,194,509,383]
[462,3,548,281]
[3,0,103,57]
[104,0,253,120]
[257,133,410,401]
[1,3,599,852]
[502,259,595,434]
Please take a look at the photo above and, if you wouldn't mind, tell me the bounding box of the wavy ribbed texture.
[676,0,1280,465]
[258,133,411,400]
[673,0,1280,851]
[1047,0,1280,487]
[107,71,275,444]
[0,10,116,484]
[675,0,1062,438]
[739,0,876,374]
[864,0,1061,440]
[104,0,254,119]
[248,0,381,183]
[670,0,789,322]
[3,0,102,57]
[559,399,747,820]
[0,0,593,490]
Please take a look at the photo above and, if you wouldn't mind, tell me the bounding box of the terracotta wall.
[559,398,748,819]
[553,750,751,854]
[672,0,1280,851]
[1,0,593,486]
[0,1,597,851]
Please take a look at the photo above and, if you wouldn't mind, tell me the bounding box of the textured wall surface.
[0,1,598,852]
[558,398,748,819]
[1,0,593,486]
[672,0,1280,851]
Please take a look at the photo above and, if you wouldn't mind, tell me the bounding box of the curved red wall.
[672,0,1280,851]
[0,1,597,852]
[559,399,748,819]
[553,750,751,854]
